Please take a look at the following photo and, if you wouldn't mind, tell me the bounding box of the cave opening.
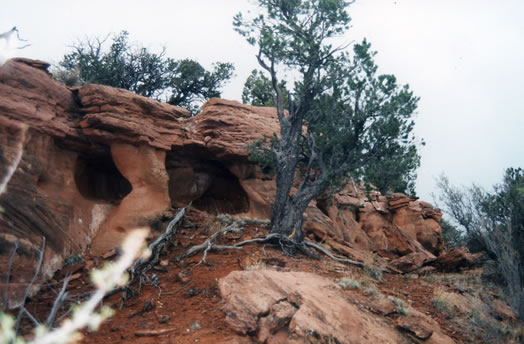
[166,158,250,215]
[74,153,132,202]
[316,198,330,217]
[192,164,250,215]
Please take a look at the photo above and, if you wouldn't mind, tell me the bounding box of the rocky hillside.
[0,59,520,343]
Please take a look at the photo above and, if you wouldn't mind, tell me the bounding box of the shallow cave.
[74,153,132,202]
[316,198,330,217]
[191,164,250,215]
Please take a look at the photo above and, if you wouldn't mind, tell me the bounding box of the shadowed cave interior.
[74,153,132,203]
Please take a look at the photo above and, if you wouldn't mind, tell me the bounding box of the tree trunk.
[270,162,329,254]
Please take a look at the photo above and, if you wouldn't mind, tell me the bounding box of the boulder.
[219,270,406,343]
[433,247,484,272]
[219,269,455,343]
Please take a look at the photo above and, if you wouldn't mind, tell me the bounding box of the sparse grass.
[202,215,226,235]
[432,287,454,317]
[456,290,524,343]
[469,307,517,343]
[362,252,384,281]
[216,213,233,226]
[209,214,270,236]
[337,277,361,290]
[336,267,380,294]
[422,269,495,295]
[364,288,378,296]
[235,216,271,227]
[422,273,440,283]
[388,296,409,315]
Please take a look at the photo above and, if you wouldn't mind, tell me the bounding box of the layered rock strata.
[0,58,443,307]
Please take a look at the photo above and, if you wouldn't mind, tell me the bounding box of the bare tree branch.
[15,236,46,335]
[3,242,18,312]
[46,274,71,329]
[304,240,364,268]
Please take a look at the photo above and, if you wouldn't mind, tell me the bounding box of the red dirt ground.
[15,210,487,343]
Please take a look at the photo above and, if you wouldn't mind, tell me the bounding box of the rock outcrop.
[433,247,484,272]
[0,58,443,307]
[219,269,455,343]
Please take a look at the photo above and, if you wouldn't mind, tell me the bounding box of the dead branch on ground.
[304,240,364,267]
[45,274,71,329]
[176,217,364,269]
[121,207,186,300]
[15,236,46,335]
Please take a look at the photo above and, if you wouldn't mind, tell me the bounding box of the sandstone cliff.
[0,58,443,308]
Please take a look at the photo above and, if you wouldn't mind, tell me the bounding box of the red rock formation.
[219,269,455,343]
[0,59,189,307]
[1,59,97,308]
[0,58,445,307]
[433,247,484,272]
[89,143,172,255]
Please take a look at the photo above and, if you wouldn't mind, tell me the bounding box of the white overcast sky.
[1,0,523,202]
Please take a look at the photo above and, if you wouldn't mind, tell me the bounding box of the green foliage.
[440,218,465,248]
[242,69,288,107]
[363,263,383,281]
[436,168,524,318]
[360,141,422,196]
[55,31,234,114]
[247,134,279,176]
[166,59,235,114]
[234,0,422,246]
[304,39,420,190]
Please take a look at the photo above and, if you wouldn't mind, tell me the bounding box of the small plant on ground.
[63,254,83,267]
[388,296,409,315]
[364,288,378,296]
[337,277,362,290]
[432,287,454,317]
[235,216,271,228]
[216,213,233,226]
[363,252,384,281]
[422,273,440,283]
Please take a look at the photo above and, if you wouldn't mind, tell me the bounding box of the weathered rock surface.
[306,184,441,272]
[433,247,484,272]
[89,143,172,255]
[78,83,190,150]
[219,269,455,343]
[0,59,190,307]
[0,58,445,307]
[1,59,97,307]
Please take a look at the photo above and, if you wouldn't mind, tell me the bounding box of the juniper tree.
[55,31,234,114]
[242,69,288,107]
[234,0,420,254]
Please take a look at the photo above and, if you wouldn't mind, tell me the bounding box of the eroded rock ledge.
[0,58,444,307]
